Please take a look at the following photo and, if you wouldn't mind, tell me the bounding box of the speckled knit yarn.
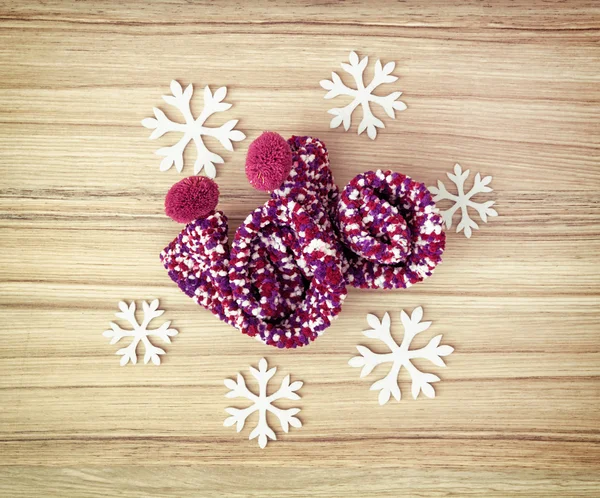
[229,196,346,347]
[160,136,346,348]
[160,135,445,348]
[337,170,446,289]
[269,138,445,290]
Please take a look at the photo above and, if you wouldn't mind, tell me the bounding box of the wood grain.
[1,1,599,496]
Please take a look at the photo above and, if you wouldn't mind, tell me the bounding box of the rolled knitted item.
[160,136,346,348]
[229,196,346,347]
[267,137,446,290]
[160,132,445,349]
[336,170,446,289]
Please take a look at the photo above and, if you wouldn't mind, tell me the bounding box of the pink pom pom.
[245,131,293,191]
[165,176,219,224]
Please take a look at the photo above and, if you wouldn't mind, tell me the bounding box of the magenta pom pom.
[245,131,293,191]
[165,176,219,224]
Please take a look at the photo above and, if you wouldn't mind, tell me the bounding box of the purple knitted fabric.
[161,136,346,348]
[160,135,445,348]
[268,138,446,290]
[337,170,446,289]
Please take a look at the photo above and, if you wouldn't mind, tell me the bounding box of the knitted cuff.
[337,170,446,289]
[229,196,346,348]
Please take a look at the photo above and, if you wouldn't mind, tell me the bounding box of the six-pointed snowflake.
[224,358,302,448]
[102,300,178,366]
[429,163,498,238]
[320,51,407,139]
[142,80,246,178]
[349,307,453,405]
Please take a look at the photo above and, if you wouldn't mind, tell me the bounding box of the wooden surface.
[1,1,599,496]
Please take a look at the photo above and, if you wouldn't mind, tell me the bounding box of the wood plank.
[0,0,599,495]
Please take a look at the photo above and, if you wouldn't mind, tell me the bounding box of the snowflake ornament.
[102,300,178,366]
[224,358,302,448]
[320,51,407,139]
[429,164,498,238]
[142,80,246,178]
[349,307,453,405]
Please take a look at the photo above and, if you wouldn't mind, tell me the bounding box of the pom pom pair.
[160,133,445,348]
[164,131,291,224]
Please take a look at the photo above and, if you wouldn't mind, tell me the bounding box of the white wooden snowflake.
[224,358,302,448]
[142,80,246,178]
[429,163,498,238]
[320,51,407,139]
[102,299,178,366]
[349,307,453,405]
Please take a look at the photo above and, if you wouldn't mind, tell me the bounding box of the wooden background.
[1,1,599,496]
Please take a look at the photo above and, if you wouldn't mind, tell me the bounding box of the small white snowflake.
[320,51,407,139]
[429,163,498,238]
[349,307,453,405]
[142,80,246,178]
[102,299,178,366]
[224,358,302,448]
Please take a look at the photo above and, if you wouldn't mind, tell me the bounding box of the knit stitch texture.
[160,136,445,348]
